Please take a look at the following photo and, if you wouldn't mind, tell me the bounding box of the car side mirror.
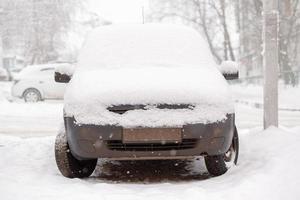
[219,61,239,80]
[54,64,75,83]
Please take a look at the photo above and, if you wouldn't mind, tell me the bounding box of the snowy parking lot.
[0,82,300,200]
[1,0,300,199]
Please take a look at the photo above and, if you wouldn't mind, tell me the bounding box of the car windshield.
[76,24,216,71]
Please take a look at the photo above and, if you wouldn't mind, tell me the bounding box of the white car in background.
[12,63,72,102]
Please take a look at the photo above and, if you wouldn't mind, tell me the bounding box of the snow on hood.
[64,67,234,127]
[63,24,234,127]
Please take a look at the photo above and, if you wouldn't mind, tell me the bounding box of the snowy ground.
[231,83,300,111]
[0,81,299,199]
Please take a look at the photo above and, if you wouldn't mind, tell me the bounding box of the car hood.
[64,67,234,126]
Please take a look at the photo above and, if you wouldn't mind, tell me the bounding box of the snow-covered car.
[11,63,72,102]
[54,24,239,178]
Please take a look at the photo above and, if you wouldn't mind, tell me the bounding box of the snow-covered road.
[0,127,300,200]
[0,82,299,199]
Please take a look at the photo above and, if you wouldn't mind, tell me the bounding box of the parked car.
[11,63,72,102]
[54,24,239,178]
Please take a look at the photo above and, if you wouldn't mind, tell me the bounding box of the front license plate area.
[123,128,182,144]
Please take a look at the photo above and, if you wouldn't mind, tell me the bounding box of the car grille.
[107,104,194,114]
[106,139,198,151]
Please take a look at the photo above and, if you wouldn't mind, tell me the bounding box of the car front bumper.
[65,114,235,160]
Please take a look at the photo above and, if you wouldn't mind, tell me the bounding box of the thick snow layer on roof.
[15,63,72,80]
[77,24,216,71]
[64,24,233,126]
[218,61,239,74]
[54,64,75,76]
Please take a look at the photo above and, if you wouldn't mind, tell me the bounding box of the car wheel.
[55,127,97,178]
[23,88,41,102]
[204,126,239,176]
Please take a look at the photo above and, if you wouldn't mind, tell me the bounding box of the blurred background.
[1,0,299,84]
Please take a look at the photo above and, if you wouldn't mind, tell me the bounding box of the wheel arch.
[22,87,44,100]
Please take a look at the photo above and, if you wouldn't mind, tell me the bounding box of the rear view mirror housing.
[219,61,239,80]
[54,64,75,83]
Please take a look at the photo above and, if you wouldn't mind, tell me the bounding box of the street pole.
[0,8,3,69]
[142,6,145,24]
[0,36,3,68]
[263,0,279,129]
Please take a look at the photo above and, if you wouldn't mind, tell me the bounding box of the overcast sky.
[87,0,149,24]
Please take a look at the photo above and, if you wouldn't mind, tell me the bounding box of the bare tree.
[0,0,83,65]
[208,0,235,61]
[148,0,237,63]
[238,0,300,85]
[278,0,300,85]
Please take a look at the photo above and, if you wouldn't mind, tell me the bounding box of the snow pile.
[218,60,238,74]
[0,127,300,200]
[65,24,232,126]
[65,67,233,127]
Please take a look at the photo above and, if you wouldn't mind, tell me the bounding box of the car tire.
[204,126,239,176]
[55,127,97,178]
[23,88,42,102]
